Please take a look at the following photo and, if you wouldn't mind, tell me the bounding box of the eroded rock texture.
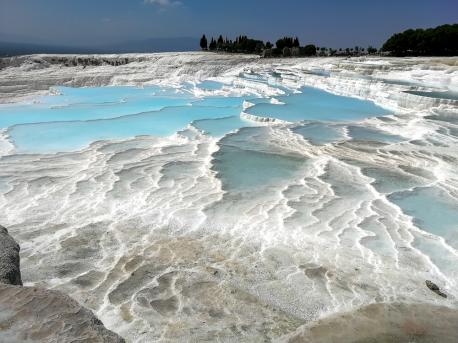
[0,226,125,343]
[0,225,22,286]
[287,302,458,343]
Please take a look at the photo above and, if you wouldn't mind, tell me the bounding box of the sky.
[0,0,457,49]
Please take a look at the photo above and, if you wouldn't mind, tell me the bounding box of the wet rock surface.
[0,226,125,343]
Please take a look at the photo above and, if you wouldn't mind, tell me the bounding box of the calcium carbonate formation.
[0,53,457,342]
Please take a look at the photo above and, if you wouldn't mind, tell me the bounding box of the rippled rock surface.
[0,227,125,343]
[0,53,457,342]
[0,285,125,343]
[287,302,458,343]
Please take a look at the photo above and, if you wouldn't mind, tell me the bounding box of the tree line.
[200,34,318,57]
[199,24,458,58]
[200,23,457,58]
[201,35,265,54]
[199,34,380,57]
[382,24,458,56]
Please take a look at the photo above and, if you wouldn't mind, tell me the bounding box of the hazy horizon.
[1,0,457,50]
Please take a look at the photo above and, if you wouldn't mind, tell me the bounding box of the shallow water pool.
[1,84,391,153]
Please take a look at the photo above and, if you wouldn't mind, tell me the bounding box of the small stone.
[426,280,439,291]
[425,280,447,298]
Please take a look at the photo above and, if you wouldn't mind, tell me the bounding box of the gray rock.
[426,280,447,298]
[0,284,125,343]
[287,302,458,343]
[0,225,22,286]
[0,224,125,342]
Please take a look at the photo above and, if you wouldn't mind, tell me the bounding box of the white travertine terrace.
[0,52,457,342]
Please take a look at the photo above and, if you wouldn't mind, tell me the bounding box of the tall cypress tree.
[209,37,217,51]
[200,34,208,50]
[217,35,224,50]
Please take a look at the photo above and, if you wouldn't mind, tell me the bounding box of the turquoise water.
[389,186,458,248]
[212,127,307,191]
[1,82,395,193]
[362,167,422,194]
[293,124,403,145]
[192,116,256,137]
[292,123,344,145]
[0,86,193,127]
[195,97,245,108]
[197,80,224,90]
[0,84,391,153]
[9,105,241,153]
[347,126,404,143]
[2,81,458,279]
[245,86,390,122]
[213,145,306,191]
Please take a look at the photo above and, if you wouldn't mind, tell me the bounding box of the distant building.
[262,49,272,58]
[282,47,292,57]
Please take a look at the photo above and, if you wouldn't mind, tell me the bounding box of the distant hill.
[0,37,199,57]
[0,41,99,56]
[100,37,199,53]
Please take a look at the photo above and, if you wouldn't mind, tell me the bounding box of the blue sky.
[0,0,457,48]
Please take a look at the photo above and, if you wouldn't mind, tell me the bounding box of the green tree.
[276,37,294,50]
[200,34,208,50]
[209,37,217,51]
[367,46,377,54]
[217,35,224,50]
[382,24,458,56]
[303,44,317,56]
